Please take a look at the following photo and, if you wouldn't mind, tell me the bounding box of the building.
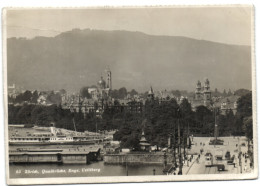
[87,68,112,100]
[214,96,239,115]
[192,78,212,110]
[147,86,154,101]
[139,130,150,151]
[192,78,238,114]
[106,67,112,89]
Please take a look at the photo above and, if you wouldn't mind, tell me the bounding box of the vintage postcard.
[2,6,257,185]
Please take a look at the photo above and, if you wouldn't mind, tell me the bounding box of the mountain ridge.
[7,29,252,92]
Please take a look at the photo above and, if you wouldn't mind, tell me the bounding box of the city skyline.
[4,6,256,184]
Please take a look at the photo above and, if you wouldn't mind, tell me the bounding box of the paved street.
[180,136,253,175]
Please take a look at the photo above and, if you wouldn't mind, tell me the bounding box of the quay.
[104,152,174,165]
[9,146,101,164]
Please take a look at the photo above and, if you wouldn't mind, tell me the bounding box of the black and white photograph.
[2,6,257,185]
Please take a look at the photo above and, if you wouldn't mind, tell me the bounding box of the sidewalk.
[172,155,199,175]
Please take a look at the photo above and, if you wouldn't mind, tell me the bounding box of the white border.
[1,1,259,186]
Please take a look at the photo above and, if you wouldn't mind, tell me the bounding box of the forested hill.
[7,29,251,92]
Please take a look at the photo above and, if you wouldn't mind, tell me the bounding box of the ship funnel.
[50,122,56,136]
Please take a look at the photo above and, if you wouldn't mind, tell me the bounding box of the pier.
[9,147,101,164]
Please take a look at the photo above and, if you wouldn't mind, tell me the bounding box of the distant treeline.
[8,90,63,105]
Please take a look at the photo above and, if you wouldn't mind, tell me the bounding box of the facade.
[88,68,112,100]
[192,78,238,114]
[192,78,212,109]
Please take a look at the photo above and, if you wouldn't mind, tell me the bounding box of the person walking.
[244,165,247,172]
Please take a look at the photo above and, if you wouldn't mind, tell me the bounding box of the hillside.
[7,29,252,92]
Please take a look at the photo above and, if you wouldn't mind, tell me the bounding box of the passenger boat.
[9,126,99,146]
[9,135,98,145]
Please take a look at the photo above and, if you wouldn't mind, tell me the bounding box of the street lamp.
[125,155,128,176]
[177,107,183,175]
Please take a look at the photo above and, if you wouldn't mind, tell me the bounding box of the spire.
[149,86,154,95]
[197,80,201,86]
[147,86,154,101]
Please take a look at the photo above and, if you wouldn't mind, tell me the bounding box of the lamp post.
[238,137,242,173]
[125,155,128,176]
[213,106,218,148]
[177,108,182,175]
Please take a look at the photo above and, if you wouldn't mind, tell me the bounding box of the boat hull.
[9,141,96,146]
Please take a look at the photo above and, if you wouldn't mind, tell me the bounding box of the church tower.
[147,86,154,101]
[106,67,112,90]
[203,78,211,106]
[195,80,202,100]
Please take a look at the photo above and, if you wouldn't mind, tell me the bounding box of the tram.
[205,152,213,167]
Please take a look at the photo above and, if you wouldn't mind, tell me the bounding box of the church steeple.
[195,80,202,100]
[147,86,154,101]
[105,67,112,90]
[203,78,211,106]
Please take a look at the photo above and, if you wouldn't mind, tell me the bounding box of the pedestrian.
[244,165,247,172]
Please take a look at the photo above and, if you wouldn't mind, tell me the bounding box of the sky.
[5,6,252,45]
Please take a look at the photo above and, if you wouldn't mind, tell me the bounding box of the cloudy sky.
[6,6,252,45]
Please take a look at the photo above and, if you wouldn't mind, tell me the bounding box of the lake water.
[9,161,164,178]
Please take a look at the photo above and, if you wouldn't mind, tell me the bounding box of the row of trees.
[8,91,252,149]
[9,90,65,105]
[8,102,137,132]
[212,88,251,97]
[113,92,252,148]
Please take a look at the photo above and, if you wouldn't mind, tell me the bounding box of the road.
[183,136,252,175]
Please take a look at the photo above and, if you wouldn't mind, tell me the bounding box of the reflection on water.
[10,161,164,178]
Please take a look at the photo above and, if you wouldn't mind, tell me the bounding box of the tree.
[227,89,232,96]
[16,104,34,124]
[47,91,62,105]
[110,89,119,99]
[23,90,33,102]
[234,92,253,137]
[129,89,138,97]
[237,92,252,118]
[59,89,66,95]
[195,106,214,135]
[118,87,127,99]
[223,89,227,97]
[14,90,33,103]
[80,87,91,99]
[31,90,39,103]
[171,90,181,97]
[234,89,251,97]
[213,88,220,97]
[180,98,192,116]
[243,116,253,140]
